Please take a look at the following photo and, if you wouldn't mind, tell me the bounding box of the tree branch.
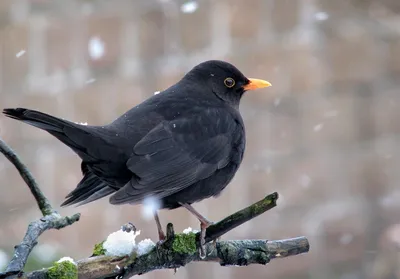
[204,192,278,243]
[0,137,81,277]
[2,213,80,277]
[0,137,52,216]
[22,236,309,279]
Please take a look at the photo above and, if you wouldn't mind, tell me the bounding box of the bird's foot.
[212,236,220,248]
[199,220,213,259]
[121,222,137,233]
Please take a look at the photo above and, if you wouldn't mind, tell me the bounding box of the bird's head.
[182,60,271,107]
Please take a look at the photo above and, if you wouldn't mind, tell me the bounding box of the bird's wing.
[109,111,237,205]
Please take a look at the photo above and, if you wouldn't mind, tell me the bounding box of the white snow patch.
[314,12,329,21]
[88,36,105,60]
[16,50,26,58]
[136,239,156,256]
[103,229,141,256]
[57,256,76,265]
[154,91,161,95]
[75,122,88,126]
[0,250,9,271]
[180,1,198,14]
[141,196,161,221]
[183,227,199,234]
[313,123,324,132]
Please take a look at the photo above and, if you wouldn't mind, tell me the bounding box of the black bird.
[3,60,271,254]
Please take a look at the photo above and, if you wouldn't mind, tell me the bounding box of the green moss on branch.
[172,233,197,254]
[47,261,77,279]
[92,241,106,256]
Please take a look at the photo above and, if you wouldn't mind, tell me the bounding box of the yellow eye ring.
[224,77,235,88]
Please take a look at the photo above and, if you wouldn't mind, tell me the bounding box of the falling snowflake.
[314,12,329,21]
[16,50,26,58]
[141,196,161,221]
[180,1,198,14]
[88,36,105,60]
[299,174,311,188]
[339,233,354,245]
[313,123,324,132]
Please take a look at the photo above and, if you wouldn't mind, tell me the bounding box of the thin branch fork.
[0,137,80,277]
[0,136,310,279]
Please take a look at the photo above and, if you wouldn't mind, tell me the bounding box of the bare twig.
[3,213,81,276]
[204,192,278,243]
[0,137,80,277]
[21,236,309,279]
[0,137,52,216]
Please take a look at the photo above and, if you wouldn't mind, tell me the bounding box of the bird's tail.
[61,163,116,206]
[3,108,94,160]
[4,108,72,132]
[3,108,119,206]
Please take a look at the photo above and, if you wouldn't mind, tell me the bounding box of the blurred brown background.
[1,0,400,278]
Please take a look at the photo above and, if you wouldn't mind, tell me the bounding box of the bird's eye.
[224,77,235,88]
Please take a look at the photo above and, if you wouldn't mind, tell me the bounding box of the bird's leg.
[180,203,213,259]
[154,210,166,242]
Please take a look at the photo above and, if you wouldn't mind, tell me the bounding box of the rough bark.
[22,237,309,279]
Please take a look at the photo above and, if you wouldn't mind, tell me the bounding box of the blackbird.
[3,60,271,255]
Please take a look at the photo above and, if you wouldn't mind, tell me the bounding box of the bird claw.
[198,220,215,259]
[199,246,206,259]
[199,231,207,259]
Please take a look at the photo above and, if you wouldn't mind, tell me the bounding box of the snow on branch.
[0,137,310,279]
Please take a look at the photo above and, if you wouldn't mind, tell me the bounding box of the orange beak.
[242,78,272,91]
